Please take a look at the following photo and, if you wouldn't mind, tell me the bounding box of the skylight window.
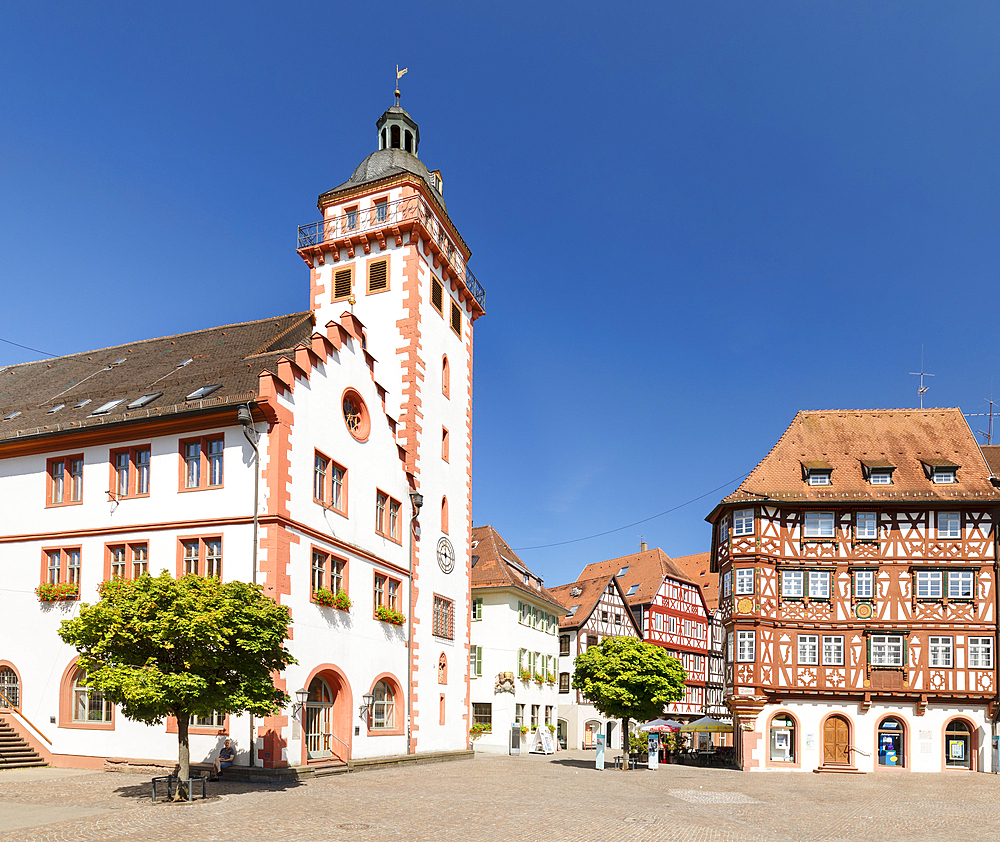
[186,384,221,400]
[626,584,639,596]
[567,605,580,617]
[91,399,125,416]
[2,411,21,421]
[74,399,91,409]
[47,404,66,414]
[617,566,630,577]
[128,392,163,409]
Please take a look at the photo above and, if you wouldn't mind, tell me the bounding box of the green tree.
[572,637,686,770]
[58,572,295,795]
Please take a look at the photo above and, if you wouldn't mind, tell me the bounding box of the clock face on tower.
[436,537,455,574]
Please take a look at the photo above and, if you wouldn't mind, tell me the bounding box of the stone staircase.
[0,719,47,769]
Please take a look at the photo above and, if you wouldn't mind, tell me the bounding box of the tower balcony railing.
[297,195,486,312]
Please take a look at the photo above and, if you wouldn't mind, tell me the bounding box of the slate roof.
[549,574,619,631]
[0,312,315,442]
[470,525,565,610]
[670,552,717,612]
[319,147,448,213]
[715,408,1000,510]
[577,548,692,607]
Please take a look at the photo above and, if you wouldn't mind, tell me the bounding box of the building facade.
[709,409,1000,773]
[468,525,564,753]
[0,98,484,770]
[549,574,641,750]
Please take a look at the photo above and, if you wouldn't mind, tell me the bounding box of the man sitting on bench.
[210,739,236,781]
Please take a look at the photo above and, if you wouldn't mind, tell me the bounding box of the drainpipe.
[238,404,261,768]
[406,491,424,755]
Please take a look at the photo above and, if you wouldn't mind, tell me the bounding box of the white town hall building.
[0,96,484,771]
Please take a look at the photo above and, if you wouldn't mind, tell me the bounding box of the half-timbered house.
[579,545,713,720]
[709,409,1000,773]
[549,574,641,750]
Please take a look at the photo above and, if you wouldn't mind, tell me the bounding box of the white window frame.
[470,645,483,678]
[722,570,732,598]
[822,635,845,666]
[735,568,754,595]
[869,469,893,485]
[781,570,804,599]
[733,508,754,537]
[797,634,819,665]
[937,511,961,539]
[948,570,974,600]
[870,634,904,667]
[932,467,957,484]
[969,637,994,669]
[726,633,734,663]
[808,571,830,600]
[803,511,835,538]
[736,630,755,662]
[808,471,831,486]
[929,636,953,668]
[854,570,875,600]
[916,570,943,600]
[855,511,878,540]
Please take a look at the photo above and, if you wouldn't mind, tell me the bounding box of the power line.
[512,470,753,551]
[0,336,59,359]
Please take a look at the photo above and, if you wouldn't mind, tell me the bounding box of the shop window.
[769,713,795,762]
[878,717,904,767]
[944,719,973,769]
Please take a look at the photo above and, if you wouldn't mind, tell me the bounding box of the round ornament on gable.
[855,603,873,620]
[436,537,455,573]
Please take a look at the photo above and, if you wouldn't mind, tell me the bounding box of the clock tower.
[297,97,485,752]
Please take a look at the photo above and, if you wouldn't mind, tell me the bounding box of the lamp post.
[360,692,375,723]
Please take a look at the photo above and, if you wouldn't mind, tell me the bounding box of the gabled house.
[468,525,565,753]
[548,573,641,750]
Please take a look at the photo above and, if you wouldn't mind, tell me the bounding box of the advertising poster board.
[647,734,659,770]
[595,733,606,770]
[530,728,555,754]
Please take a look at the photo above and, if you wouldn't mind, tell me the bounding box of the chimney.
[640,541,648,552]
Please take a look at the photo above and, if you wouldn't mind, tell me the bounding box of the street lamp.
[360,692,375,722]
[294,687,309,719]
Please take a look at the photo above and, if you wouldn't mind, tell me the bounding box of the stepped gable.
[470,525,565,610]
[578,547,690,607]
[671,551,716,611]
[721,408,1000,504]
[549,574,616,630]
[0,312,314,443]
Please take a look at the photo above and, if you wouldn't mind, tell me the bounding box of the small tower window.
[441,355,450,398]
[441,496,449,534]
[391,125,401,149]
[381,128,387,149]
[405,131,413,153]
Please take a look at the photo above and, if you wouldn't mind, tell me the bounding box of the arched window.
[390,125,400,149]
[73,670,112,723]
[372,679,395,729]
[438,653,448,685]
[381,128,387,150]
[441,355,450,398]
[441,496,449,534]
[769,713,795,762]
[878,717,904,767]
[404,131,413,153]
[0,666,19,708]
[945,719,973,769]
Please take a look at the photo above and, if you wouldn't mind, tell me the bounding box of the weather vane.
[395,65,408,106]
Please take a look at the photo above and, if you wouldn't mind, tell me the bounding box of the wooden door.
[823,715,850,765]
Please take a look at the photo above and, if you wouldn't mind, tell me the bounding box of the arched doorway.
[556,718,568,750]
[584,720,601,749]
[606,720,617,749]
[305,676,336,760]
[301,669,352,763]
[0,666,19,709]
[823,714,851,765]
[945,719,973,770]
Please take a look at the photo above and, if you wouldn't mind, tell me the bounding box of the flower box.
[519,669,532,682]
[313,587,352,611]
[376,605,406,626]
[470,723,491,739]
[36,582,80,602]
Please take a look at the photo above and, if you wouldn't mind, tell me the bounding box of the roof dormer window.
[861,460,896,486]
[802,461,832,486]
[921,460,959,484]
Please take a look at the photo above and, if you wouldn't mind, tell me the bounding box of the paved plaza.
[1,751,999,842]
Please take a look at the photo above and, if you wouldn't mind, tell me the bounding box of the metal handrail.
[306,729,351,763]
[0,690,52,746]
[297,195,486,312]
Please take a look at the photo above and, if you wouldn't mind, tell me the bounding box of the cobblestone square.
[2,751,999,842]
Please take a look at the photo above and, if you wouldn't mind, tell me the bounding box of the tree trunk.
[621,715,630,771]
[175,711,190,801]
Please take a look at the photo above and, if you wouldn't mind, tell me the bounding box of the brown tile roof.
[670,552,716,612]
[718,409,1000,507]
[0,313,315,442]
[470,525,566,611]
[578,548,692,607]
[548,574,618,630]
[982,445,1000,478]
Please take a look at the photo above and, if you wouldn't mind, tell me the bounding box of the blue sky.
[2,2,998,588]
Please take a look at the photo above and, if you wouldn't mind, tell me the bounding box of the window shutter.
[334,268,352,299]
[368,260,388,292]
[518,648,524,673]
[431,278,443,311]
[451,301,462,335]
[518,601,523,624]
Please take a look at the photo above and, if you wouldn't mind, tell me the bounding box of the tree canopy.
[58,572,295,789]
[572,637,686,767]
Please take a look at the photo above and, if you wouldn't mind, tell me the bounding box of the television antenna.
[909,346,934,409]
[965,385,995,445]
